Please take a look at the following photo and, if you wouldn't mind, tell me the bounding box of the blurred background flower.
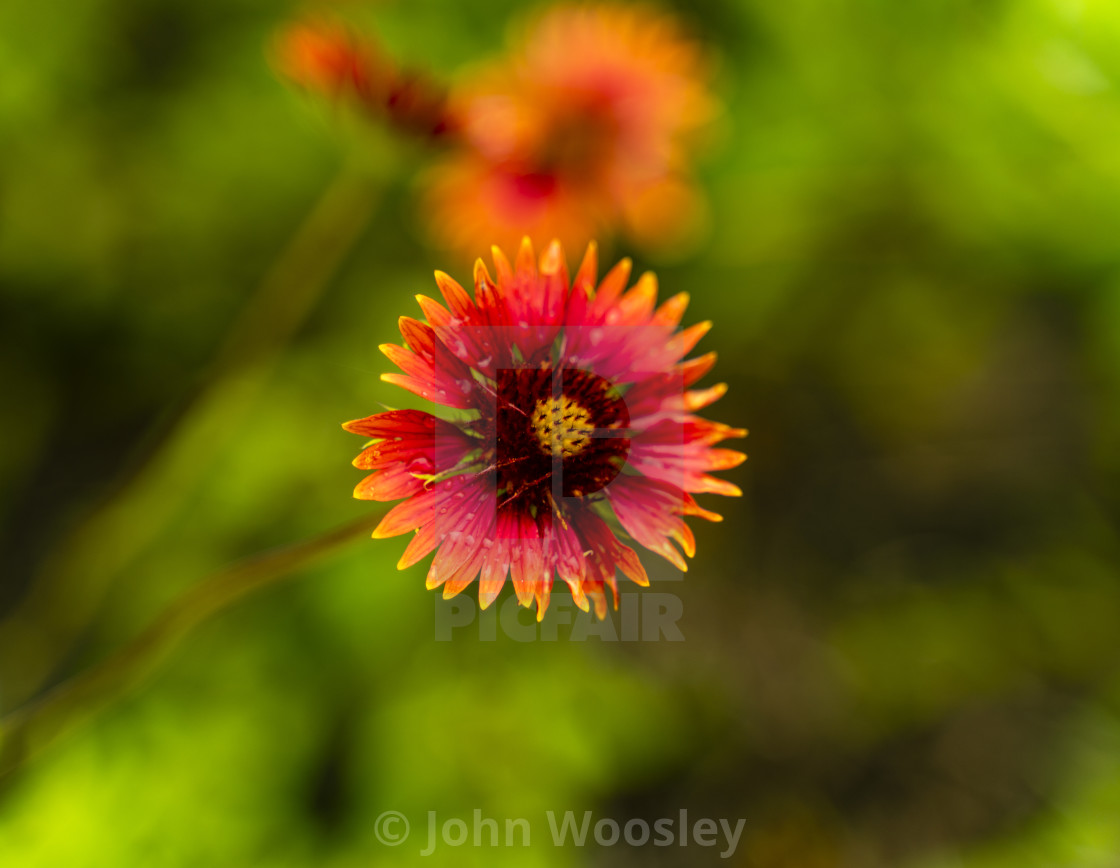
[273,18,458,140]
[272,3,717,262]
[422,3,718,259]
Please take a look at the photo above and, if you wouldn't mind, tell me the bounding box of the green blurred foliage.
[3,0,1120,866]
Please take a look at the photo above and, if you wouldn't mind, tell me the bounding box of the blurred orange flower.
[273,20,458,139]
[422,3,718,258]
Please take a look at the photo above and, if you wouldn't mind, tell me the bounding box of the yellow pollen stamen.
[531,396,593,458]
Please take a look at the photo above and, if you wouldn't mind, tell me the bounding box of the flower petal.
[606,475,693,571]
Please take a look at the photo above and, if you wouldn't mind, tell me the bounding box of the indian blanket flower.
[422,3,718,258]
[344,239,745,620]
[273,19,458,139]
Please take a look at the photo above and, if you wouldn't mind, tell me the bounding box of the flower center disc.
[530,395,593,458]
[495,366,629,500]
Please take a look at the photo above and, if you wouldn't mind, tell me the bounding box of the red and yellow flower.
[422,3,717,258]
[272,19,458,139]
[345,239,744,619]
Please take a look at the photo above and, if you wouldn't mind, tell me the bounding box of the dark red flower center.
[535,99,620,178]
[493,366,629,507]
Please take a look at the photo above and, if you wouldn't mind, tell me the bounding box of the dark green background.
[3,0,1120,864]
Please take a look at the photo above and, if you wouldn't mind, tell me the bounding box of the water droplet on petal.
[409,456,435,474]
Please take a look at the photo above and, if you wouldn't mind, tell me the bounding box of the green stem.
[0,512,380,779]
[0,165,380,706]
